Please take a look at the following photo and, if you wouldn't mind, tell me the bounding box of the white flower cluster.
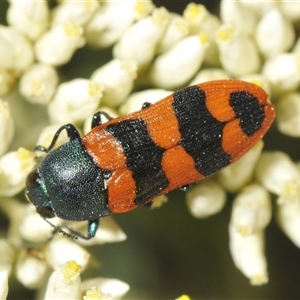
[0,0,300,298]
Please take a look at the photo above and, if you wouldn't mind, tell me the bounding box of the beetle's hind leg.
[91,111,114,128]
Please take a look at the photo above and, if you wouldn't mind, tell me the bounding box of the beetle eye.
[37,206,55,218]
[26,169,41,189]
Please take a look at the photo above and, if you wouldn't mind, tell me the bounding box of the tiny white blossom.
[255,151,300,204]
[189,68,229,86]
[278,1,300,23]
[19,205,62,243]
[220,0,259,35]
[83,286,111,300]
[0,68,16,96]
[35,22,85,66]
[48,79,104,124]
[81,277,130,300]
[255,9,295,58]
[218,141,263,193]
[237,1,277,17]
[0,270,8,300]
[231,184,271,236]
[0,99,14,156]
[262,53,300,96]
[215,24,261,77]
[183,3,221,67]
[91,59,137,107]
[229,224,268,285]
[277,200,300,248]
[0,239,15,276]
[51,1,99,27]
[0,148,35,197]
[276,92,300,137]
[7,0,49,41]
[186,179,226,218]
[0,198,27,247]
[44,260,82,300]
[113,7,171,70]
[156,13,190,54]
[148,33,209,89]
[0,25,34,74]
[15,248,47,289]
[46,238,90,272]
[183,3,209,34]
[19,63,59,105]
[85,1,154,48]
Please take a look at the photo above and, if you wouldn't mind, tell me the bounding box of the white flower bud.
[7,0,49,41]
[48,79,104,124]
[156,13,190,54]
[0,148,35,197]
[44,260,82,300]
[255,151,300,204]
[237,1,277,17]
[278,1,300,23]
[220,0,259,35]
[262,53,300,96]
[83,286,111,300]
[229,224,268,285]
[0,239,15,276]
[0,25,34,73]
[35,22,85,66]
[231,184,271,236]
[85,1,154,48]
[83,107,119,135]
[19,206,62,243]
[276,92,300,137]
[15,248,47,289]
[113,7,171,70]
[216,24,260,77]
[148,34,209,89]
[119,89,172,115]
[256,9,295,58]
[0,99,14,156]
[81,277,130,300]
[0,270,8,300]
[218,141,264,193]
[91,59,137,107]
[186,179,226,218]
[277,200,300,248]
[183,3,209,34]
[47,238,90,272]
[51,1,99,27]
[189,68,229,86]
[70,217,126,246]
[19,64,59,105]
[0,198,27,247]
[0,69,16,96]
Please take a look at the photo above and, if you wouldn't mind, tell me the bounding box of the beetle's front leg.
[66,218,100,240]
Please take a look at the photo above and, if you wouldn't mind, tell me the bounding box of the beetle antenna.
[44,218,78,240]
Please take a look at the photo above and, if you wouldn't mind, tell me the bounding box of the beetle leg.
[142,102,152,109]
[35,124,80,153]
[180,184,191,192]
[65,218,100,240]
[91,111,113,128]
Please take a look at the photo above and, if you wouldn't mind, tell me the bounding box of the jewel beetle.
[25,79,275,239]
